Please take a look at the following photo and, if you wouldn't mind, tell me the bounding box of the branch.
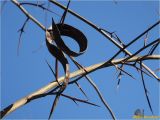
[1,55,159,118]
[11,0,159,81]
[11,0,46,31]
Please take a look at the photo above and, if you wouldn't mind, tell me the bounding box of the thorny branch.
[11,0,159,80]
[1,55,159,118]
[1,0,160,119]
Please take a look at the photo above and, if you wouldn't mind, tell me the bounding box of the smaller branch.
[11,0,46,31]
[148,42,159,55]
[124,63,152,78]
[19,2,61,17]
[123,38,160,64]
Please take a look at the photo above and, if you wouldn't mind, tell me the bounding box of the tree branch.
[11,0,159,80]
[1,55,159,118]
[11,0,46,31]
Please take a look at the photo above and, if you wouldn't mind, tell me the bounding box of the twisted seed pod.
[45,18,88,92]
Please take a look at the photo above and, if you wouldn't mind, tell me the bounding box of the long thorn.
[75,82,88,99]
[17,17,29,56]
[60,0,70,24]
[48,93,61,120]
[61,94,100,107]
[140,61,153,115]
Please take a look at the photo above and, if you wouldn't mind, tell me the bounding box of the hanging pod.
[45,18,88,90]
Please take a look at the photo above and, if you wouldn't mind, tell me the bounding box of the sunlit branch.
[1,55,159,118]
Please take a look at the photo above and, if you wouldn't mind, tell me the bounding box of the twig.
[124,63,152,78]
[148,42,159,55]
[123,39,160,64]
[19,2,61,16]
[11,0,46,31]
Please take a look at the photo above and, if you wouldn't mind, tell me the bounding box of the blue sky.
[1,0,159,119]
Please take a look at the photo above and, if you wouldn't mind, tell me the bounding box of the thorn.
[17,17,29,56]
[61,94,100,107]
[75,82,88,100]
[140,62,154,115]
[60,0,71,24]
[48,93,61,120]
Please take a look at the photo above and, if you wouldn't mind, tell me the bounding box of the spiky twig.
[20,2,60,16]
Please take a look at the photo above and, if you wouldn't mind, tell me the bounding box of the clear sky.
[1,0,159,119]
